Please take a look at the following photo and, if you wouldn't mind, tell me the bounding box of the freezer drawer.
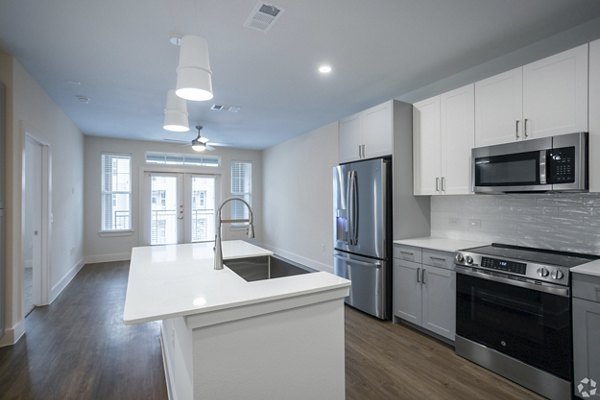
[334,251,390,320]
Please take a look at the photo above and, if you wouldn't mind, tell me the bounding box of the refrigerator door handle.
[334,253,382,268]
[346,170,353,245]
[351,170,359,246]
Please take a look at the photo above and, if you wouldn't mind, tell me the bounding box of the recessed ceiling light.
[318,65,332,74]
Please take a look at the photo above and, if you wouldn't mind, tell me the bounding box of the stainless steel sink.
[225,255,312,282]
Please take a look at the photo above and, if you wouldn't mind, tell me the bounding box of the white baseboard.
[85,252,131,264]
[258,243,334,273]
[49,258,85,303]
[0,319,25,348]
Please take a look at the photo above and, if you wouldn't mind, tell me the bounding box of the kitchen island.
[123,240,350,400]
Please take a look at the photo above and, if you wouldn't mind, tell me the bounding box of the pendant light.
[175,35,213,101]
[163,89,190,132]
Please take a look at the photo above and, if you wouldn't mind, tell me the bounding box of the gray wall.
[431,193,600,255]
[397,16,600,104]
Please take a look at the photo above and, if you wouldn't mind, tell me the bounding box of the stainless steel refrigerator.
[0,82,5,339]
[333,157,392,319]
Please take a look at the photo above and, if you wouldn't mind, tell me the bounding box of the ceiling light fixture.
[191,139,207,152]
[163,89,190,132]
[318,65,332,74]
[175,35,214,101]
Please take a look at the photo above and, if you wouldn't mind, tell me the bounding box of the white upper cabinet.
[413,84,474,196]
[474,68,523,147]
[523,44,589,139]
[590,38,600,193]
[413,96,441,195]
[339,114,362,163]
[441,84,475,195]
[475,44,589,147]
[361,102,393,159]
[339,101,393,163]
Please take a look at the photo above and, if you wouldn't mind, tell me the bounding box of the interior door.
[144,172,217,245]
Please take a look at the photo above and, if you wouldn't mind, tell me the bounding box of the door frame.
[139,165,221,245]
[21,126,51,308]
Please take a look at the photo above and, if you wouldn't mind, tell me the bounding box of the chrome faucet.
[214,197,255,270]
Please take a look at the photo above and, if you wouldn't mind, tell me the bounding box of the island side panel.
[191,299,345,400]
[161,317,194,400]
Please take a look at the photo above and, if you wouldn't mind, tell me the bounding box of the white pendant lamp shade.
[175,35,214,101]
[163,90,190,132]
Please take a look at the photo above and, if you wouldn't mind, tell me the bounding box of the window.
[145,152,220,167]
[230,161,252,221]
[101,154,131,231]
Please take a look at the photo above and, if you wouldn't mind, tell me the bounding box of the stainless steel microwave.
[472,132,588,193]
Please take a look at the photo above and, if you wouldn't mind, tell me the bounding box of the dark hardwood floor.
[0,261,167,400]
[0,261,542,400]
[345,307,543,400]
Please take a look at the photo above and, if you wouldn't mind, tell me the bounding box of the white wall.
[1,53,85,346]
[84,136,262,262]
[262,122,338,272]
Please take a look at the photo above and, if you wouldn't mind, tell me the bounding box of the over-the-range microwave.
[472,132,588,193]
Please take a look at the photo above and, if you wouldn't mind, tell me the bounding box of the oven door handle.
[455,265,570,298]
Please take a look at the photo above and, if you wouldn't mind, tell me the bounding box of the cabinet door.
[339,113,362,163]
[441,84,474,195]
[573,298,600,399]
[523,44,588,139]
[413,96,441,195]
[392,259,422,325]
[474,67,523,147]
[590,39,600,193]
[362,101,393,159]
[421,265,455,341]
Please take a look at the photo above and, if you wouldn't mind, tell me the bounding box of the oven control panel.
[480,257,526,275]
[455,250,570,286]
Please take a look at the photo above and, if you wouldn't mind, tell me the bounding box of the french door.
[143,172,218,245]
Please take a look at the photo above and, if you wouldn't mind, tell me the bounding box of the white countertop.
[572,259,600,278]
[123,240,350,324]
[393,237,488,253]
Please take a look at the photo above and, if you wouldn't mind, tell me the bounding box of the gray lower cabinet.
[573,273,600,399]
[393,246,456,341]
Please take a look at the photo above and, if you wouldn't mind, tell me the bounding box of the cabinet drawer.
[573,273,600,302]
[393,245,422,263]
[422,249,455,270]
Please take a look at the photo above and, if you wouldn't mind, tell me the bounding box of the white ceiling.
[1,0,600,149]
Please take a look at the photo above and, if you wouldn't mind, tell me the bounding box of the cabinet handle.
[362,144,366,158]
[358,145,361,158]
[421,269,426,284]
[429,256,447,262]
[435,177,440,192]
[524,118,528,138]
[515,120,520,139]
[400,251,414,256]
[441,177,446,191]
[416,268,421,283]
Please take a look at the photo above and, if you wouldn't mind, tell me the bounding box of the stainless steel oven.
[455,244,598,400]
[472,132,588,193]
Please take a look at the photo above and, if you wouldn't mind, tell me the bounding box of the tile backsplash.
[431,193,600,255]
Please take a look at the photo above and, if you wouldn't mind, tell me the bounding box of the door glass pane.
[150,175,178,245]
[191,176,215,242]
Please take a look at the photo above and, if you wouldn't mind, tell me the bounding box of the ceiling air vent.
[210,104,225,111]
[243,3,283,32]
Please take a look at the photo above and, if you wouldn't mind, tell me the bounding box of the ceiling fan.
[190,125,214,152]
[163,125,217,152]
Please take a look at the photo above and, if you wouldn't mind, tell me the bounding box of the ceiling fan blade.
[163,138,190,144]
[205,144,216,151]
